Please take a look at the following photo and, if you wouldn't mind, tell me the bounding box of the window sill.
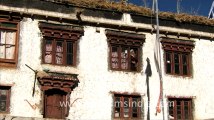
[0,83,15,87]
[43,118,64,120]
[42,63,76,67]
[0,112,10,115]
[165,73,193,78]
[110,69,140,73]
[114,118,141,120]
[0,62,17,68]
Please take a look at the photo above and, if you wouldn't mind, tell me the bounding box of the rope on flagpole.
[154,0,165,119]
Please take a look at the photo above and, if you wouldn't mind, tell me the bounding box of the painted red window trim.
[0,18,19,67]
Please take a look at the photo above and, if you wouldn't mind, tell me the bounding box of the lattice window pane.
[130,48,138,71]
[166,52,172,73]
[66,42,73,65]
[0,31,16,59]
[111,46,119,69]
[182,54,188,75]
[0,31,6,59]
[55,41,63,65]
[174,53,180,74]
[121,47,128,70]
[0,101,6,112]
[114,97,121,117]
[44,40,53,64]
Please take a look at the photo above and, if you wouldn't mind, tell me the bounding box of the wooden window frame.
[168,98,193,120]
[42,37,77,66]
[106,30,145,72]
[164,51,192,76]
[110,45,140,72]
[0,86,11,113]
[113,94,141,119]
[161,39,194,76]
[0,18,19,67]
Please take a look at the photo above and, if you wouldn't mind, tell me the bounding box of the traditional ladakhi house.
[0,0,214,120]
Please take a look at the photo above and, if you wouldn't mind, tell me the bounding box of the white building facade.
[0,1,214,120]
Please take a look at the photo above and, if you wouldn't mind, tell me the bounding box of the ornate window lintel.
[38,71,79,93]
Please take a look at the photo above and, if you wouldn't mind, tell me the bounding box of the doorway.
[44,89,67,119]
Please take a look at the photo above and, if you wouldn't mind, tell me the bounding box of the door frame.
[43,89,68,119]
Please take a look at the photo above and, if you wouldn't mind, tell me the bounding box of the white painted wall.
[0,8,214,120]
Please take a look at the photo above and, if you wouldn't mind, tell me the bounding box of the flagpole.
[155,0,165,119]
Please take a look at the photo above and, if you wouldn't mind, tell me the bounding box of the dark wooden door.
[44,89,66,119]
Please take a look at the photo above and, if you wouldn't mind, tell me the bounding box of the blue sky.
[128,0,213,16]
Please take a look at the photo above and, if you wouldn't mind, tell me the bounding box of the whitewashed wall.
[0,10,214,120]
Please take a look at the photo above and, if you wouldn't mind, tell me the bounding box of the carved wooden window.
[168,98,192,120]
[106,30,145,72]
[39,22,83,66]
[0,19,19,67]
[114,94,141,119]
[161,39,194,76]
[0,86,11,113]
